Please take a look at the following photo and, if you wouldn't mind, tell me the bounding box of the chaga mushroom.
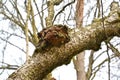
[36,24,70,51]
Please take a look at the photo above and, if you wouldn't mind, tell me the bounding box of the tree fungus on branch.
[33,24,70,56]
[8,12,120,79]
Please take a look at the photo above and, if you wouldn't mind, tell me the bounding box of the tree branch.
[53,0,75,23]
[0,62,19,70]
[33,0,44,28]
[25,0,30,61]
[28,2,38,46]
[8,18,120,79]
[86,50,94,80]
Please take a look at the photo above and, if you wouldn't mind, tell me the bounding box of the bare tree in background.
[74,0,86,80]
[0,0,120,80]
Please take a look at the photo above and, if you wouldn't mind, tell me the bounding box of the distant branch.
[108,42,120,57]
[0,30,25,39]
[0,37,26,53]
[33,0,44,28]
[86,50,94,80]
[53,0,75,23]
[91,57,111,80]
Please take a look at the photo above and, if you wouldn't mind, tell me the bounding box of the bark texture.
[75,0,86,80]
[75,52,86,80]
[76,0,84,27]
[8,19,120,80]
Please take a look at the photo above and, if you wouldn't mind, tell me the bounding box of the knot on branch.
[35,24,70,53]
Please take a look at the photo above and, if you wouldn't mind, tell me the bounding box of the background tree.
[74,0,86,80]
[0,0,120,80]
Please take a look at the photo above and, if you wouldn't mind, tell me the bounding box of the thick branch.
[8,20,120,80]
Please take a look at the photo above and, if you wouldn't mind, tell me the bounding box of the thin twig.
[0,30,25,39]
[33,0,45,28]
[108,42,120,57]
[0,61,19,70]
[106,42,111,80]
[101,0,110,79]
[86,50,94,80]
[53,0,75,23]
[0,37,26,53]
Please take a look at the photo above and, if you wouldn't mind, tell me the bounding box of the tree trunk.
[76,52,86,80]
[75,0,86,80]
[76,0,84,27]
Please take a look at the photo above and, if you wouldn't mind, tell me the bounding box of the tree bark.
[75,52,86,80]
[7,18,120,80]
[75,0,86,80]
[76,0,84,27]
